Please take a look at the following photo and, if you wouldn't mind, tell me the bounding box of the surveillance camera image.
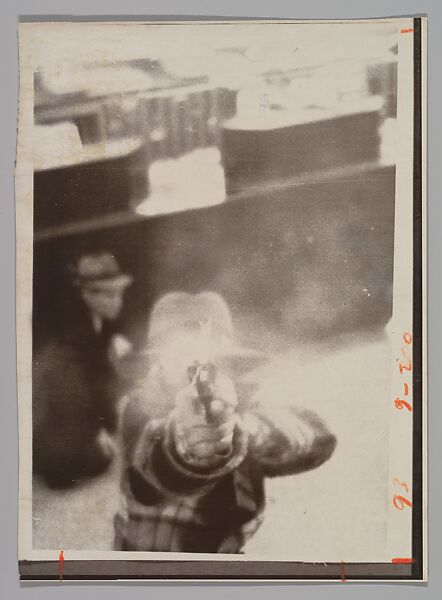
[15,18,425,581]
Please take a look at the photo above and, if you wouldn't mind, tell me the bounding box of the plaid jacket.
[114,394,336,553]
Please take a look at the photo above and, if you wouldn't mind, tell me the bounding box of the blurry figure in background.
[33,252,134,488]
[114,291,337,553]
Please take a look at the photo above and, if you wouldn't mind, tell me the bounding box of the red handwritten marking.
[393,478,409,493]
[59,550,64,581]
[401,346,411,361]
[392,558,415,564]
[398,334,413,374]
[394,398,413,412]
[399,360,412,374]
[340,561,347,582]
[393,495,413,511]
[400,28,414,34]
[403,332,412,345]
[394,332,413,406]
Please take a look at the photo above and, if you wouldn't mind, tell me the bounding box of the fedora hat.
[73,252,133,291]
[145,291,266,373]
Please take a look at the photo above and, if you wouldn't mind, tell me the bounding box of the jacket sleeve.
[121,394,336,499]
[121,395,249,499]
[243,403,337,477]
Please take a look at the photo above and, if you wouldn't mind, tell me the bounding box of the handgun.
[188,361,217,423]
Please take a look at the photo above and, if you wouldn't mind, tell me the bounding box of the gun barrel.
[194,363,217,423]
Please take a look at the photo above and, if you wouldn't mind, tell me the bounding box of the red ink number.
[394,398,413,412]
[393,478,409,493]
[401,346,411,361]
[392,479,412,511]
[399,361,412,374]
[403,332,412,345]
[393,495,413,511]
[394,332,413,407]
[398,332,412,374]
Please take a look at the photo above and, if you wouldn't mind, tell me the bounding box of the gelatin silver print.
[15,18,426,581]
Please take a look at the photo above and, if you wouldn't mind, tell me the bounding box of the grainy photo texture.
[16,19,425,581]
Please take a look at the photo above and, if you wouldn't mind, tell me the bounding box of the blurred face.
[155,329,233,392]
[81,286,125,320]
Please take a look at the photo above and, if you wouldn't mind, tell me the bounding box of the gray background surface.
[1,0,439,596]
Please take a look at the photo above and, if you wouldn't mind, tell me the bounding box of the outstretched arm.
[121,376,336,500]
[242,403,337,477]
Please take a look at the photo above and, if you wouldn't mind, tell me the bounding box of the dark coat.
[32,312,126,487]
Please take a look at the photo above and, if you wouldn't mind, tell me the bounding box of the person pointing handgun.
[114,291,336,553]
[172,364,238,469]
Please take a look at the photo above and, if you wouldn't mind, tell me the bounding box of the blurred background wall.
[32,22,398,355]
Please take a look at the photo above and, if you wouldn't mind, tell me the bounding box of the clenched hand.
[171,372,238,469]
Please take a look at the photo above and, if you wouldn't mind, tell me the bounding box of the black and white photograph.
[15,17,426,581]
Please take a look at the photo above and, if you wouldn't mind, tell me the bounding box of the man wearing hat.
[33,252,134,488]
[114,291,336,553]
